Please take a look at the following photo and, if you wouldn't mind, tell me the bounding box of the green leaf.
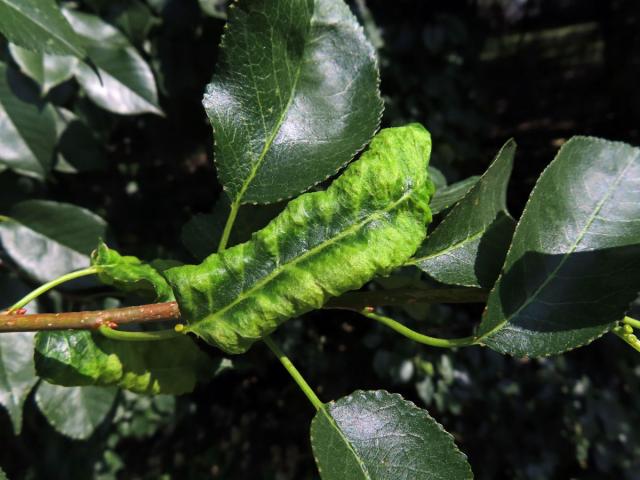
[411,140,516,288]
[35,330,214,395]
[310,390,473,480]
[0,332,37,435]
[62,9,162,116]
[8,43,78,95]
[476,137,640,357]
[0,466,6,480]
[0,200,108,283]
[429,176,480,215]
[428,166,447,191]
[35,383,117,440]
[54,110,107,173]
[165,125,434,354]
[206,0,383,204]
[109,0,160,45]
[0,62,58,178]
[91,242,175,301]
[0,0,85,58]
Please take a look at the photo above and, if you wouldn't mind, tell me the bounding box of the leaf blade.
[0,0,86,58]
[0,332,37,435]
[207,0,383,204]
[165,125,433,354]
[477,136,640,356]
[411,140,516,288]
[310,390,473,480]
[0,200,108,284]
[35,383,116,440]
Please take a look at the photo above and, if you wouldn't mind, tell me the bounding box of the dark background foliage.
[1,0,640,478]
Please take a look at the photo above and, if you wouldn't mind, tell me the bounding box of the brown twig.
[0,302,180,333]
[0,287,488,333]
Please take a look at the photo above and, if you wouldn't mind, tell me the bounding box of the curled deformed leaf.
[91,242,175,301]
[165,125,434,354]
[310,390,473,480]
[206,0,383,204]
[35,330,214,395]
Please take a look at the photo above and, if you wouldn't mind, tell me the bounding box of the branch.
[0,302,180,332]
[0,287,487,333]
[325,287,488,309]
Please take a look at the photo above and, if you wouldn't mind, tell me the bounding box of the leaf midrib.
[201,188,417,326]
[319,406,372,479]
[478,151,638,342]
[1,0,84,58]
[409,228,486,264]
[231,2,312,205]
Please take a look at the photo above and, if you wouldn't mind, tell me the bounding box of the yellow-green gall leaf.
[35,331,213,395]
[91,242,175,302]
[165,124,434,354]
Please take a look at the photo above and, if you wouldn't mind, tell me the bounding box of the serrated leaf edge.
[476,136,639,358]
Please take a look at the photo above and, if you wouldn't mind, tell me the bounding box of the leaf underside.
[310,390,473,480]
[165,125,434,354]
[477,136,640,357]
[206,0,383,204]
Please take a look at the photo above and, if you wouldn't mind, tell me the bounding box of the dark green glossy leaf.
[0,332,37,435]
[411,140,516,288]
[181,199,285,260]
[54,110,107,173]
[0,62,57,178]
[0,200,108,283]
[35,330,214,395]
[91,242,175,301]
[35,383,117,440]
[0,0,85,58]
[477,137,640,357]
[110,0,160,45]
[430,176,479,215]
[166,125,433,354]
[8,43,78,95]
[206,0,382,204]
[310,390,473,480]
[62,9,162,116]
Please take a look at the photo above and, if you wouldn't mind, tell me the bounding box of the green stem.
[359,309,477,348]
[218,199,241,252]
[263,335,324,411]
[622,316,640,330]
[612,325,640,353]
[98,325,183,342]
[9,266,99,312]
[0,215,10,222]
